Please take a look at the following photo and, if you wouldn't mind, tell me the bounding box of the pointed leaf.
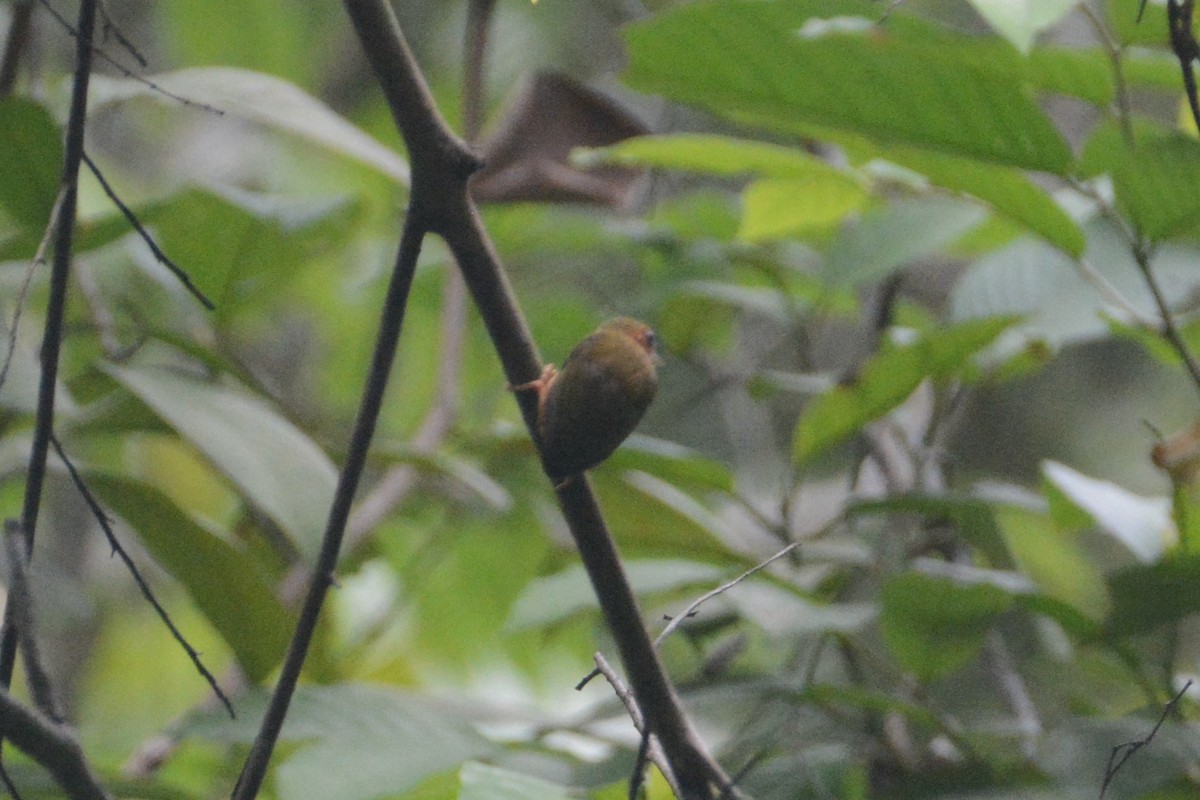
[623,0,1072,171]
[88,475,292,682]
[105,363,337,559]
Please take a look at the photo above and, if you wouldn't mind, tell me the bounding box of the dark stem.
[0,0,97,697]
[230,212,426,800]
[0,689,111,800]
[0,0,34,96]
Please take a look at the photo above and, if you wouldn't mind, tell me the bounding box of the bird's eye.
[643,329,658,353]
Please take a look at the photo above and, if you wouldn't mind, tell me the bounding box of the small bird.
[516,317,660,485]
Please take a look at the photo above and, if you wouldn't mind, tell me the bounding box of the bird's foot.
[509,364,557,397]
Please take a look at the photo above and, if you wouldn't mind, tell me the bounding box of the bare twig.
[593,653,683,800]
[96,0,146,68]
[80,152,215,310]
[47,435,234,717]
[1100,680,1191,798]
[1079,3,1135,145]
[0,188,66,400]
[657,543,799,646]
[0,689,112,800]
[2,522,61,722]
[1131,238,1200,396]
[35,0,223,115]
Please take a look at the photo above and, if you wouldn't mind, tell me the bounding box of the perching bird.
[516,317,660,484]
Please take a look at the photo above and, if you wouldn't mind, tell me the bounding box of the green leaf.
[889,149,1086,256]
[822,197,986,287]
[579,133,848,179]
[105,363,337,560]
[87,68,408,183]
[182,685,496,800]
[508,560,725,630]
[725,582,875,636]
[146,186,360,314]
[623,0,1072,171]
[1107,553,1200,636]
[458,763,573,800]
[994,505,1110,620]
[0,97,62,230]
[966,0,1078,54]
[793,316,1015,462]
[1042,460,1175,563]
[1113,133,1200,241]
[87,475,291,682]
[880,572,1012,681]
[1107,0,1167,47]
[739,176,868,242]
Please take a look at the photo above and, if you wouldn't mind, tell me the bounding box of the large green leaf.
[87,68,408,184]
[0,97,62,231]
[1107,553,1200,636]
[182,685,496,800]
[144,186,360,314]
[1113,133,1200,241]
[623,0,1072,172]
[458,763,574,800]
[994,505,1110,620]
[888,148,1086,256]
[105,363,337,559]
[792,316,1015,462]
[822,197,986,287]
[880,571,1012,682]
[508,559,725,630]
[87,475,291,682]
[581,134,869,241]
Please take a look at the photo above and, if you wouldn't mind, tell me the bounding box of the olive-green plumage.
[531,317,659,482]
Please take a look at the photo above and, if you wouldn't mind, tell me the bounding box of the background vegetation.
[3,0,1200,798]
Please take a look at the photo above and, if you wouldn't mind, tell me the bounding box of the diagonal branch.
[1,0,98,703]
[0,688,111,800]
[231,211,429,800]
[340,1,731,797]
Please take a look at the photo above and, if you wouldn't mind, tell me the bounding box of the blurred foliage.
[5,1,1200,799]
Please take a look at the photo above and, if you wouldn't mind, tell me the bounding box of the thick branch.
[340,1,728,796]
[0,690,111,800]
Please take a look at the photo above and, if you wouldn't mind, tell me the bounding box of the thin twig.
[593,653,683,800]
[96,0,147,68]
[0,188,66,400]
[1100,680,1192,798]
[47,435,234,718]
[657,543,799,646]
[577,542,800,691]
[80,152,215,310]
[36,0,223,115]
[1131,238,1200,396]
[2,522,61,722]
[0,0,99,708]
[1079,3,1134,145]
